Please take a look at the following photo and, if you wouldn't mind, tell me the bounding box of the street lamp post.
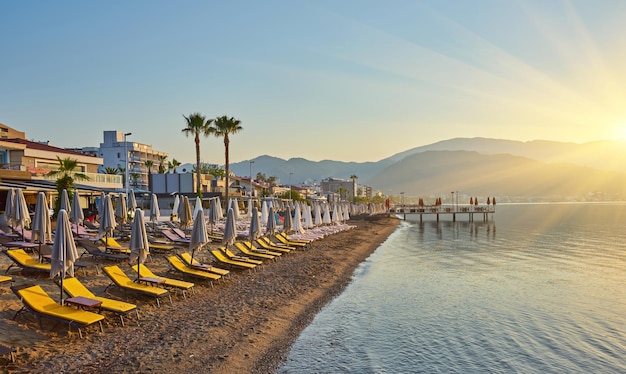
[249,160,255,197]
[289,172,293,200]
[400,192,405,212]
[124,132,132,198]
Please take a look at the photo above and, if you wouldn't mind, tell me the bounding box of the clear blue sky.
[2,1,626,164]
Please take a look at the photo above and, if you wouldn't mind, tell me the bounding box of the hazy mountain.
[229,138,626,199]
[368,150,626,198]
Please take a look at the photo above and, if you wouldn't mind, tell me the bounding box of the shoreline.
[0,215,399,373]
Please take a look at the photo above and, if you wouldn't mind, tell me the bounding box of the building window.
[117,152,121,158]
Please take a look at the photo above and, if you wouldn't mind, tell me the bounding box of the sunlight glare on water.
[279,203,626,373]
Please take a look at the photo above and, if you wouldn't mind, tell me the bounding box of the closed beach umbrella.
[247,199,253,218]
[71,190,84,231]
[343,203,350,221]
[50,209,79,305]
[13,188,31,240]
[304,204,313,229]
[32,191,52,260]
[322,203,331,225]
[149,193,160,231]
[171,195,180,218]
[4,188,15,228]
[189,209,209,263]
[249,206,260,241]
[96,191,105,217]
[59,189,71,216]
[292,204,304,233]
[128,189,137,211]
[193,196,203,219]
[215,197,223,220]
[129,208,150,281]
[266,206,276,235]
[178,196,192,229]
[313,203,322,226]
[208,197,219,234]
[260,200,269,224]
[98,194,117,243]
[115,194,128,226]
[283,206,293,233]
[222,207,236,247]
[229,198,240,221]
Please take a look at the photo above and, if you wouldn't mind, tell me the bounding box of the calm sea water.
[278,203,626,373]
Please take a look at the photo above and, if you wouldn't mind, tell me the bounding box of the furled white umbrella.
[222,207,237,248]
[128,189,137,211]
[215,197,223,220]
[249,206,261,241]
[171,195,180,219]
[260,199,269,225]
[149,193,160,232]
[193,196,203,219]
[189,209,209,264]
[246,199,254,218]
[12,188,31,241]
[178,196,193,230]
[292,203,304,233]
[4,188,15,229]
[229,198,240,221]
[50,209,79,305]
[96,191,105,217]
[313,203,322,226]
[70,190,84,232]
[322,203,331,225]
[115,193,128,226]
[129,207,150,281]
[283,206,293,233]
[266,206,276,235]
[303,203,313,229]
[332,203,342,224]
[208,197,219,234]
[343,203,350,221]
[97,194,117,244]
[59,189,71,217]
[32,191,52,261]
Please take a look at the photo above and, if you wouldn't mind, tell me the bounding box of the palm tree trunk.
[224,136,230,207]
[195,134,201,196]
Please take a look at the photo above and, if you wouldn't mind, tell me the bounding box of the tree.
[47,156,89,216]
[208,115,243,206]
[338,187,348,201]
[103,167,119,174]
[350,174,358,202]
[208,167,225,178]
[144,160,154,191]
[168,158,181,173]
[182,113,213,197]
[157,155,167,174]
[130,172,140,188]
[267,176,277,195]
[256,172,267,183]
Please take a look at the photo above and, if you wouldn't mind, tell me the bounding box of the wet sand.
[0,215,399,373]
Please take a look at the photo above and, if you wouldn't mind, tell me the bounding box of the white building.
[94,131,168,191]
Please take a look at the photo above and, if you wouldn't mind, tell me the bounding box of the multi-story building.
[93,131,169,191]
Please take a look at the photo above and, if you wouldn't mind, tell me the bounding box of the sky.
[2,1,626,165]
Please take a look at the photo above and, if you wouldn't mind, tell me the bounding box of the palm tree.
[182,113,213,197]
[144,160,154,191]
[157,155,168,174]
[103,166,119,174]
[208,115,243,206]
[168,158,181,173]
[47,156,89,216]
[350,174,358,202]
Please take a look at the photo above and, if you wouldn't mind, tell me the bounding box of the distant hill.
[229,138,626,199]
[368,150,626,198]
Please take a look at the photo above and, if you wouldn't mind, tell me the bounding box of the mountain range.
[230,138,626,199]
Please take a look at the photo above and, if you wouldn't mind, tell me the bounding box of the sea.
[277,203,626,373]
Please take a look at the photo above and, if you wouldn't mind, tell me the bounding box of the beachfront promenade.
[391,204,495,222]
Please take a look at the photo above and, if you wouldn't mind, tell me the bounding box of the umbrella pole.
[136,261,140,281]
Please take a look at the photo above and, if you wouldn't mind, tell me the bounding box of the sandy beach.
[0,215,398,373]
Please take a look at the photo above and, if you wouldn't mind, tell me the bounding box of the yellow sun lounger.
[275,233,309,247]
[234,242,277,261]
[209,249,258,271]
[0,275,13,284]
[240,241,283,257]
[101,238,131,254]
[130,264,195,298]
[102,265,171,307]
[260,236,297,250]
[165,256,221,286]
[219,247,263,265]
[254,238,292,253]
[178,252,230,277]
[12,284,104,338]
[5,249,51,274]
[60,277,139,326]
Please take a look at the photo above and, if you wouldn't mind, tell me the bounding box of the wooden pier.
[391,205,495,222]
